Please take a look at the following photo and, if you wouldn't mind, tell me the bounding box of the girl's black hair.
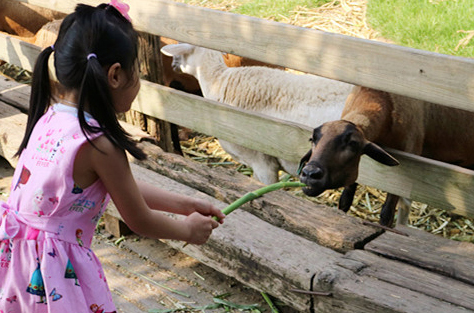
[17,3,146,160]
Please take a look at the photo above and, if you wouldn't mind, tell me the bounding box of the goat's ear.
[160,43,194,57]
[363,142,399,166]
[297,149,312,175]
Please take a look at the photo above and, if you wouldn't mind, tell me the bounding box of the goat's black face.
[299,121,367,197]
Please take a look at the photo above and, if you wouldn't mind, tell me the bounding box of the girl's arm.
[136,179,225,220]
[84,136,223,244]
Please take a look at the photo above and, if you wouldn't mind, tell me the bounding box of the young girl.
[0,2,225,312]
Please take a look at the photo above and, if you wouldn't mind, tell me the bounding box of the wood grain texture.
[341,249,474,310]
[0,32,40,72]
[133,140,380,252]
[19,0,474,111]
[115,162,345,312]
[365,225,474,286]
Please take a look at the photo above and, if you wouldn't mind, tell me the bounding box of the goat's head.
[299,120,399,197]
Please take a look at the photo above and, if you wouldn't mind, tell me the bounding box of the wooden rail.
[19,0,474,112]
[2,2,474,311]
[2,0,474,218]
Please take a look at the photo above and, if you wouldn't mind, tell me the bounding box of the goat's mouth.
[301,185,326,197]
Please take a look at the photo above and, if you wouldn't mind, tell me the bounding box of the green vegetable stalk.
[214,181,306,220]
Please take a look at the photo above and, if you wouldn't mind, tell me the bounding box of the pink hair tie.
[109,0,132,22]
[87,53,97,60]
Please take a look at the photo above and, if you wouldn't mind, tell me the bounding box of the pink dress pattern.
[0,104,116,313]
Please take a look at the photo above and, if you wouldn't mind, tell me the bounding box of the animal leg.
[251,156,280,185]
[339,183,358,212]
[379,193,400,226]
[219,140,280,185]
[396,198,411,225]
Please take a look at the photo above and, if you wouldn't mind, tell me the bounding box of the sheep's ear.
[160,43,194,57]
[363,142,399,166]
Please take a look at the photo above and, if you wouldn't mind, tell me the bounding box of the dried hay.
[178,0,381,40]
[282,0,380,40]
[0,62,31,83]
[455,30,474,52]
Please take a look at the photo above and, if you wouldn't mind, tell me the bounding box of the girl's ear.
[107,62,123,89]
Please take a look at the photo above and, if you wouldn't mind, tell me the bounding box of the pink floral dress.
[0,104,116,313]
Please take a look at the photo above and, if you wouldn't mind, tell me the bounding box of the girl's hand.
[192,199,226,223]
[184,212,220,245]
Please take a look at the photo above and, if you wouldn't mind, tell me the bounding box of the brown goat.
[299,86,474,226]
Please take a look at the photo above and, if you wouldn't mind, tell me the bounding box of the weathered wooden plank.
[2,67,474,221]
[94,238,182,312]
[365,225,474,286]
[0,32,40,72]
[0,74,30,112]
[359,150,474,218]
[113,162,345,312]
[129,165,474,313]
[133,80,313,163]
[0,93,27,168]
[19,0,474,112]
[119,163,474,313]
[95,235,255,312]
[340,250,474,310]
[113,235,275,311]
[330,273,469,313]
[133,82,474,218]
[133,141,380,252]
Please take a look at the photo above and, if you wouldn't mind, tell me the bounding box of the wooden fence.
[2,0,474,219]
[2,1,474,312]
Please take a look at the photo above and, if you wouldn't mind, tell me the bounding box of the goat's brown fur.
[300,86,474,226]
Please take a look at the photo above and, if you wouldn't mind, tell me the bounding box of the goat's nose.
[301,166,324,180]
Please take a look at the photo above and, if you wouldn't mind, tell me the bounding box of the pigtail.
[31,4,146,160]
[16,46,54,156]
[78,54,146,160]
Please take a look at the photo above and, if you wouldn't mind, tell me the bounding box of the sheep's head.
[160,43,198,76]
[299,120,399,197]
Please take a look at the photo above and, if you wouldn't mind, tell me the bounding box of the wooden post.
[123,31,179,154]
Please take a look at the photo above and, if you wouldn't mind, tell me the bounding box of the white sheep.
[161,43,354,184]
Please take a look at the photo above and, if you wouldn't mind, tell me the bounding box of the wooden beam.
[342,250,474,311]
[133,81,474,218]
[359,150,474,218]
[121,162,345,312]
[1,74,474,219]
[364,224,474,286]
[2,84,474,311]
[0,32,41,72]
[19,0,474,112]
[132,80,312,162]
[133,141,381,253]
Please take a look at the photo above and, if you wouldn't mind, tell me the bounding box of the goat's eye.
[348,140,360,150]
[310,135,321,145]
